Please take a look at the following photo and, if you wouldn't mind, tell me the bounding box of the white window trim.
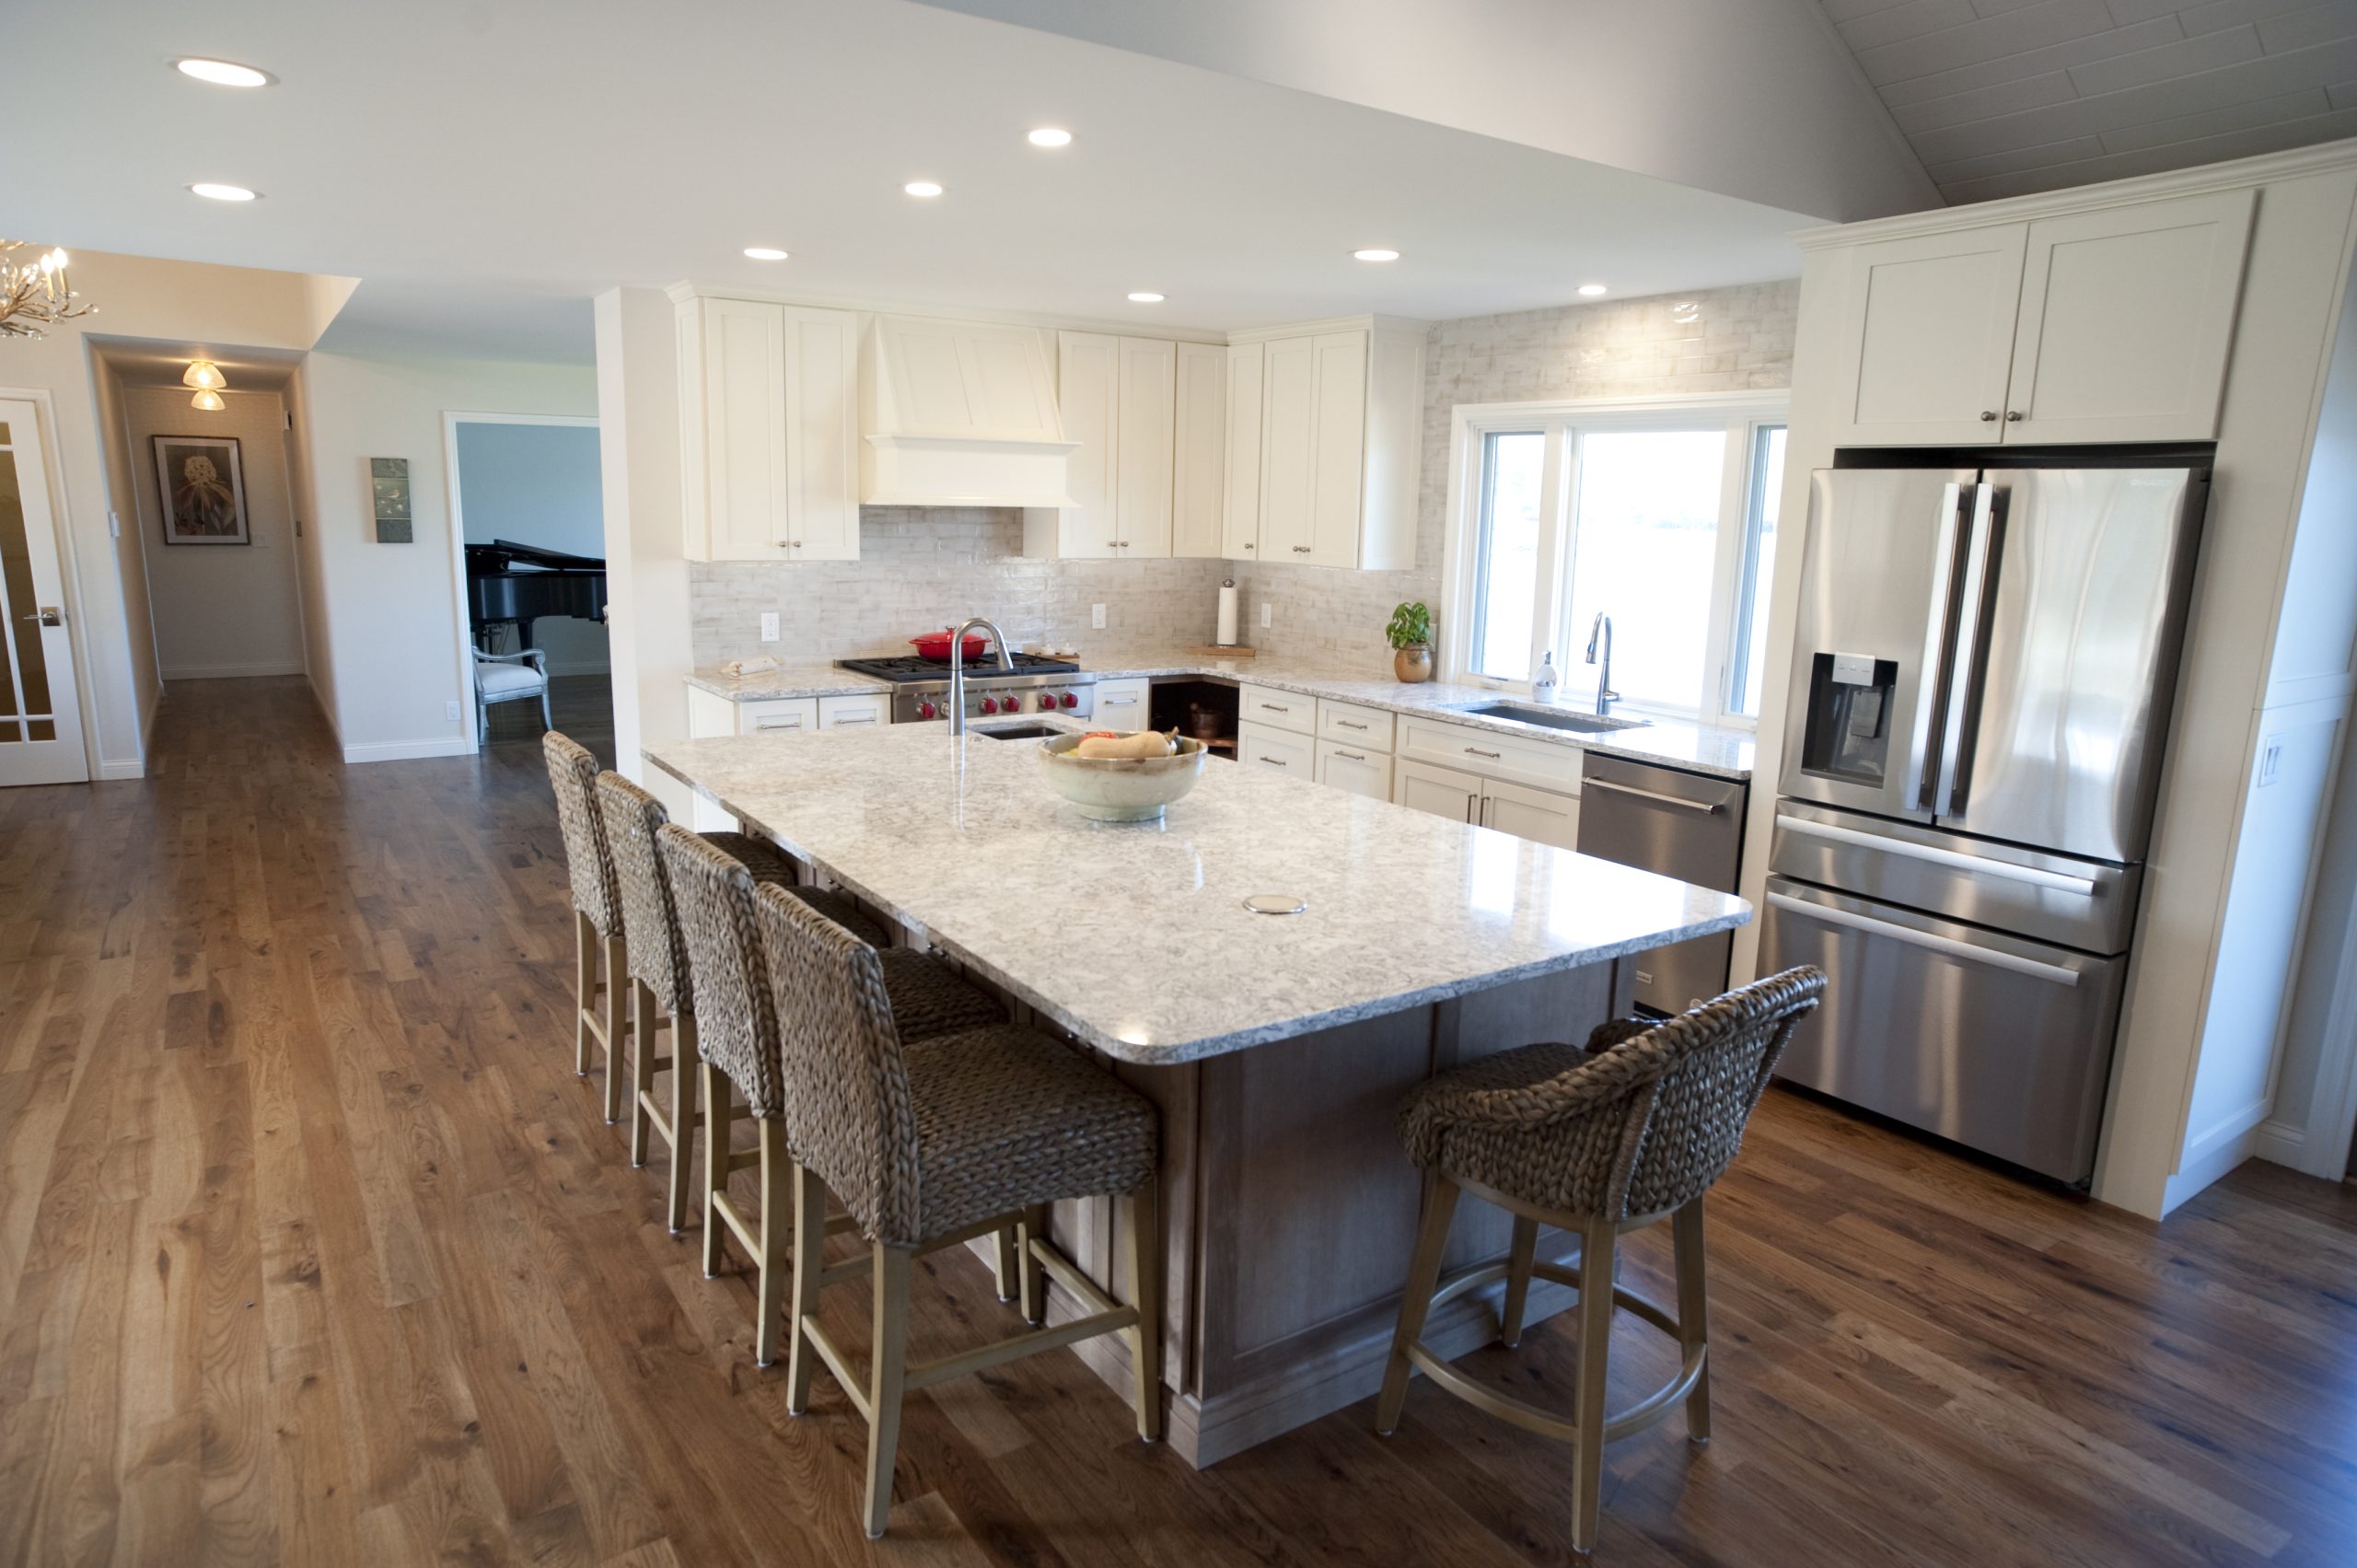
[1439,389,1790,729]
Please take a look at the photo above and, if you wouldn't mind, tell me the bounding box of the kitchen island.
[646,725,1749,1466]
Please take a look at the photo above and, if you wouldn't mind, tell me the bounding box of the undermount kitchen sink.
[974,722,1066,740]
[1448,702,1651,735]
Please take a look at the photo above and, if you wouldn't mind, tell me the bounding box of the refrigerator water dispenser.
[1798,651,1898,785]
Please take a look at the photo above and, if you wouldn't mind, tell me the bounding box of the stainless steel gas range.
[833,653,1097,726]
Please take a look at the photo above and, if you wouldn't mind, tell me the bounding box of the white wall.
[300,354,596,761]
[85,352,162,749]
[453,419,608,674]
[284,361,337,740]
[122,386,306,680]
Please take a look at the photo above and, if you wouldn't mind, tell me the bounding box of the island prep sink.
[974,721,1066,740]
[1447,702,1651,735]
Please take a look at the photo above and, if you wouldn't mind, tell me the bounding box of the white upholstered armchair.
[474,648,551,744]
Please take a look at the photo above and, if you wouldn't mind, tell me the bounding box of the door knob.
[1979,411,1997,422]
[20,607,62,627]
[2005,411,2024,422]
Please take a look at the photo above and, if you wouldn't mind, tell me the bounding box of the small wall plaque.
[370,456,412,543]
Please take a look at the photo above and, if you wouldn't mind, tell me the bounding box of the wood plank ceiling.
[1818,0,2357,203]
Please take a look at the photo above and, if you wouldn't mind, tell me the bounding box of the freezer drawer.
[1577,755,1747,1012]
[1760,876,2128,1186]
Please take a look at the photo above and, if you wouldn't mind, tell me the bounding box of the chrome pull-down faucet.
[946,616,1015,736]
[1585,612,1620,716]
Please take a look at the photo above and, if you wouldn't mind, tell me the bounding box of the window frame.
[1439,389,1791,729]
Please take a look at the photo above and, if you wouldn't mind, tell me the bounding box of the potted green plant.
[1387,601,1434,684]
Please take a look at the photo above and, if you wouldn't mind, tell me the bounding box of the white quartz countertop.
[685,650,1755,780]
[645,725,1750,1065]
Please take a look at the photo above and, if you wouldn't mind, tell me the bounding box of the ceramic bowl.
[1039,733,1207,821]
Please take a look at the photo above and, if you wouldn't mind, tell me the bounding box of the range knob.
[916,700,938,720]
[1060,691,1078,710]
[980,695,1001,715]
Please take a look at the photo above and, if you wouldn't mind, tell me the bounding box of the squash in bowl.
[1039,730,1207,821]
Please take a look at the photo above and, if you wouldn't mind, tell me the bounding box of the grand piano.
[464,538,606,654]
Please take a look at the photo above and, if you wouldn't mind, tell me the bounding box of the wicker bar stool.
[1375,967,1826,1556]
[544,732,631,1120]
[656,824,1007,1367]
[755,880,1163,1539]
[594,771,891,1230]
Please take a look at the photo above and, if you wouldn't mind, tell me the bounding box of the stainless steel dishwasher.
[1575,754,1748,1013]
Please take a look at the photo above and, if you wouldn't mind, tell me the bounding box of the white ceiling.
[1819,0,2357,203]
[2,0,1829,366]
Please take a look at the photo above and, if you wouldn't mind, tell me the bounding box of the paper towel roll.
[1216,578,1239,646]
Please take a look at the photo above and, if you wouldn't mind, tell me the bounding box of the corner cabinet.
[676,296,861,562]
[1027,333,1224,561]
[1833,189,2255,447]
[1223,317,1424,568]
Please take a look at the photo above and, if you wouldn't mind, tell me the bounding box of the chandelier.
[0,241,95,339]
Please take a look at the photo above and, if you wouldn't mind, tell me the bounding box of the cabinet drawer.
[1317,698,1394,752]
[737,697,819,737]
[1239,684,1316,736]
[817,693,886,729]
[1398,715,1580,794]
[1315,738,1390,800]
[1238,721,1315,776]
[1093,678,1151,728]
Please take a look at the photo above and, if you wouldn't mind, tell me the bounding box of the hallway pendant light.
[191,389,226,412]
[183,359,227,390]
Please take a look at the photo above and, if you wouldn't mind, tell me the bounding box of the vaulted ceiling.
[1820,0,2357,203]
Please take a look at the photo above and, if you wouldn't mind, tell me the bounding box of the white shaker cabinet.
[1257,335,1318,561]
[1172,342,1228,559]
[1479,776,1580,851]
[1037,333,1182,559]
[1233,318,1422,569]
[1393,757,1481,823]
[1833,190,2254,447]
[676,296,860,561]
[1221,342,1264,561]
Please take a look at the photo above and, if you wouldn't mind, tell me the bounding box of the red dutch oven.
[909,628,993,662]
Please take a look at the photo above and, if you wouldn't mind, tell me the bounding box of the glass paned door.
[0,401,87,784]
[1562,429,1727,711]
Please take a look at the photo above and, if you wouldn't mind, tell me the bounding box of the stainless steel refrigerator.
[1759,465,2207,1185]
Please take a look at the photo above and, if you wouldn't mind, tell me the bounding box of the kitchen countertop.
[644,725,1749,1065]
[687,649,1756,780]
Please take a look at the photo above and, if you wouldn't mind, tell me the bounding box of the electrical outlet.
[1260,601,1272,629]
[1091,603,1107,630]
[445,700,461,723]
[760,611,780,643]
[2258,737,2283,788]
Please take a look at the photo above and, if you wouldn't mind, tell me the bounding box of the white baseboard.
[163,660,308,680]
[96,756,147,781]
[2163,1121,2265,1214]
[342,737,472,765]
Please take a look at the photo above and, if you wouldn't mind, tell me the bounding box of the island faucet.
[1585,611,1620,716]
[946,615,1015,736]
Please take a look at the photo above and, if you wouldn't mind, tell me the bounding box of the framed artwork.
[152,435,250,545]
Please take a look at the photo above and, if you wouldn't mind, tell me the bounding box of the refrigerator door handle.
[1934,482,2002,818]
[1771,813,2098,895]
[1766,892,2083,987]
[1912,482,1972,812]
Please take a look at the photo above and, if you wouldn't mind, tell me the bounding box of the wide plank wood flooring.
[4,675,2354,1566]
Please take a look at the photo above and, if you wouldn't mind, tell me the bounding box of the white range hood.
[859,314,1077,507]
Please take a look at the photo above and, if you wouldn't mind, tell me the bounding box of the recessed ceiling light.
[190,182,258,202]
[904,180,944,199]
[1353,248,1400,262]
[1028,127,1073,148]
[192,389,226,412]
[1577,283,1608,296]
[174,57,272,87]
[743,247,789,261]
[1127,292,1164,304]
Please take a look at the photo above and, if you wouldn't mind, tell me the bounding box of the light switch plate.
[1260,602,1272,629]
[108,510,121,539]
[2258,736,2282,788]
[1091,603,1107,630]
[760,611,780,643]
[445,701,461,723]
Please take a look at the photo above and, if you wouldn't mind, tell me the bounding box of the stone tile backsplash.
[689,282,1798,671]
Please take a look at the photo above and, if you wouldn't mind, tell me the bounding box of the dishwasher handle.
[1585,777,1723,815]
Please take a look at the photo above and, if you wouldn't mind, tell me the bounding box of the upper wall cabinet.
[1225,317,1423,568]
[1834,190,2255,447]
[1172,341,1228,558]
[676,296,861,562]
[1028,332,1222,560]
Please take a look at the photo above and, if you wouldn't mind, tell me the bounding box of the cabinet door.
[2004,190,2255,445]
[1480,777,1579,850]
[1223,342,1265,562]
[1316,739,1390,800]
[1393,757,1481,823]
[782,306,860,560]
[1172,342,1227,558]
[1833,225,2026,447]
[1259,336,1316,561]
[1238,720,1315,778]
[736,697,819,737]
[1306,330,1368,567]
[818,692,887,730]
[1056,331,1120,559]
[1092,677,1151,729]
[702,297,794,559]
[1115,337,1176,557]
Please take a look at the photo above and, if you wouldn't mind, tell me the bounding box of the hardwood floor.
[4,675,2354,1566]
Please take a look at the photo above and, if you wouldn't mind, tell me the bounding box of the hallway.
[3,679,2354,1567]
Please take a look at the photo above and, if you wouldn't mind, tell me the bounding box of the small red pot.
[909,629,993,662]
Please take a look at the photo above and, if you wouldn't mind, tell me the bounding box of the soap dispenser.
[1532,650,1559,703]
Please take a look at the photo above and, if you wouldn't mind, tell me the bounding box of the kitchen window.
[1444,393,1788,726]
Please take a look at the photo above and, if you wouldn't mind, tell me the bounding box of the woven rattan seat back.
[656,825,781,1118]
[543,732,620,939]
[596,772,691,1015]
[753,883,921,1246]
[1401,966,1826,1222]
